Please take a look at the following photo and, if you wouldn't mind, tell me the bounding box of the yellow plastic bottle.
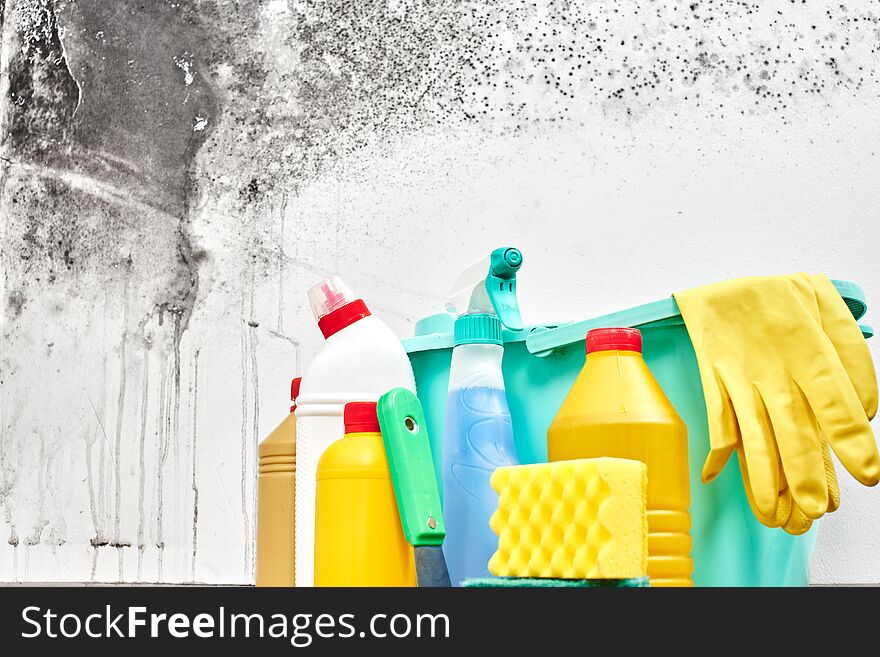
[314,401,415,587]
[547,328,693,587]
[256,377,301,587]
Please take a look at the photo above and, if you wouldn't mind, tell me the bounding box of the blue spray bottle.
[442,247,523,585]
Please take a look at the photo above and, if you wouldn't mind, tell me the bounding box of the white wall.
[1,0,878,584]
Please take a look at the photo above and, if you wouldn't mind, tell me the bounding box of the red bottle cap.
[344,401,380,434]
[290,377,302,413]
[317,299,371,339]
[586,327,642,354]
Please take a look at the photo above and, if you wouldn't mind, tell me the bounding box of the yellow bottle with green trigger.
[548,328,693,587]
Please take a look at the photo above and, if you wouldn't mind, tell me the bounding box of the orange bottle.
[547,328,693,587]
[256,377,301,587]
[314,402,415,587]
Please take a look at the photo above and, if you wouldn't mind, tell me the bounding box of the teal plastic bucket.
[404,280,872,586]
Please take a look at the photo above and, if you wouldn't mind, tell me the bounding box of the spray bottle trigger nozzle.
[444,247,525,331]
[490,247,522,279]
[486,247,524,331]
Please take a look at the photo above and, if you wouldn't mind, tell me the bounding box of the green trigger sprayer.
[441,246,523,585]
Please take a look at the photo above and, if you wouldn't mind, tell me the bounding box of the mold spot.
[4,0,81,159]
[6,291,26,319]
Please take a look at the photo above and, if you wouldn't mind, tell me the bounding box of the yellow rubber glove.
[674,274,879,534]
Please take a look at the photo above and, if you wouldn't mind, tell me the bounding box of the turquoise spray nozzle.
[445,246,524,331]
[490,247,522,279]
[486,248,523,330]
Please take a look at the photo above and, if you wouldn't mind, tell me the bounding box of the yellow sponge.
[488,457,648,580]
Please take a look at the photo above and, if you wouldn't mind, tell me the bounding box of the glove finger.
[775,445,814,535]
[737,446,790,528]
[760,380,828,519]
[742,455,815,535]
[701,368,738,483]
[820,431,841,513]
[809,274,878,419]
[726,381,781,518]
[782,498,814,536]
[796,365,880,487]
[703,446,735,485]
[742,454,813,535]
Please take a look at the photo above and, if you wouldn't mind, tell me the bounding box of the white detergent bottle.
[294,275,416,587]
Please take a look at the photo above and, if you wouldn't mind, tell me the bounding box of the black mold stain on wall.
[2,0,215,324]
[4,0,79,157]
[204,0,880,227]
[285,0,880,134]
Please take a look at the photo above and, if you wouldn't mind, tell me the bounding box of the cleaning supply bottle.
[442,247,524,586]
[443,314,518,585]
[547,328,693,587]
[295,276,416,587]
[314,401,416,587]
[256,377,301,587]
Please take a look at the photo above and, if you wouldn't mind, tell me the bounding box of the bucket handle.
[526,279,869,357]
